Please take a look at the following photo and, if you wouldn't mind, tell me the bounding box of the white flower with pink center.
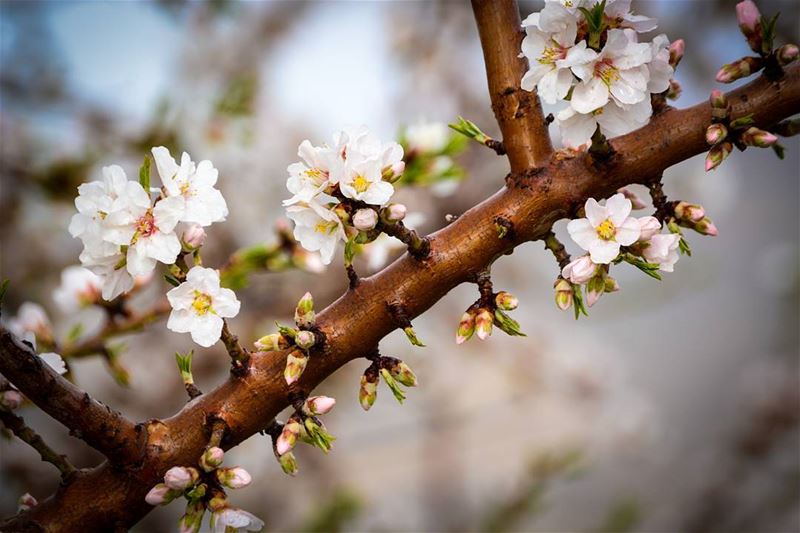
[53,266,103,312]
[642,233,681,272]
[567,193,641,263]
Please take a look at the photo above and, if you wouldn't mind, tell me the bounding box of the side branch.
[0,409,76,479]
[0,327,143,465]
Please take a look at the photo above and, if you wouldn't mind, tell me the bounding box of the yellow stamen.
[314,221,336,235]
[595,60,620,87]
[192,291,213,316]
[596,219,616,241]
[352,174,370,194]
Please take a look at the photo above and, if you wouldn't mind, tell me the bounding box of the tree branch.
[0,408,76,479]
[0,327,144,465]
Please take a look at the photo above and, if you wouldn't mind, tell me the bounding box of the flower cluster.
[456,290,524,345]
[284,126,406,265]
[358,355,418,410]
[145,447,263,533]
[270,395,337,475]
[69,147,228,300]
[520,0,680,148]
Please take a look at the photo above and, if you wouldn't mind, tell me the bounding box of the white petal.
[571,78,609,114]
[191,315,223,348]
[615,217,641,245]
[589,240,621,264]
[567,218,597,250]
[605,193,632,226]
[213,289,241,318]
[167,309,195,333]
[153,196,185,233]
[39,353,67,375]
[584,198,608,227]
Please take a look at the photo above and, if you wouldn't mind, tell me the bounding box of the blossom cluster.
[271,395,338,476]
[520,0,678,148]
[284,126,406,265]
[69,147,228,300]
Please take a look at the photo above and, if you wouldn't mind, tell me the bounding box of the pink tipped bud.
[456,310,476,344]
[495,291,519,311]
[1,390,23,410]
[474,308,493,340]
[17,493,37,512]
[637,216,663,241]
[741,127,779,147]
[554,278,573,311]
[618,187,647,210]
[705,123,728,145]
[666,79,682,100]
[284,350,308,386]
[382,161,406,183]
[164,466,199,491]
[391,161,406,177]
[389,360,418,387]
[200,446,224,472]
[382,203,407,223]
[605,277,620,293]
[777,44,799,66]
[303,395,336,416]
[694,216,718,236]
[561,255,597,285]
[359,368,379,411]
[216,466,252,489]
[254,333,289,352]
[705,142,733,171]
[353,208,378,231]
[674,202,706,223]
[294,292,315,328]
[736,1,763,53]
[276,417,302,455]
[145,483,179,506]
[716,56,763,83]
[586,272,607,308]
[709,89,728,109]
[668,39,685,68]
[181,224,206,249]
[294,330,316,350]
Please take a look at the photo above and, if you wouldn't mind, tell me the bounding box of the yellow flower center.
[596,219,616,240]
[133,209,157,243]
[179,181,192,196]
[595,59,620,87]
[537,43,566,66]
[314,221,337,235]
[305,168,327,186]
[352,174,370,193]
[192,291,213,315]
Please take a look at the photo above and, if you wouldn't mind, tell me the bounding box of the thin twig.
[0,409,75,479]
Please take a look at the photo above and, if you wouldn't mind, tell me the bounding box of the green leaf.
[623,254,662,280]
[164,274,181,287]
[380,368,406,404]
[494,310,526,337]
[139,154,151,191]
[572,284,589,320]
[772,143,785,160]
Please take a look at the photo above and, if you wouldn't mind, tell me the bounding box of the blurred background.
[1,1,798,532]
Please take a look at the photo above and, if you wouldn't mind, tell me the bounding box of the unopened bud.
[710,89,728,110]
[200,446,224,472]
[674,202,706,223]
[303,395,336,416]
[303,416,336,453]
[216,467,252,489]
[359,368,379,411]
[495,291,519,311]
[382,161,406,183]
[554,278,573,311]
[736,0,763,54]
[379,367,407,404]
[586,272,607,308]
[618,187,647,210]
[705,123,728,145]
[456,310,476,344]
[145,483,180,506]
[668,39,685,68]
[666,79,682,100]
[182,224,206,249]
[705,142,733,172]
[389,360,418,387]
[295,330,316,350]
[353,208,378,231]
[561,255,596,284]
[294,292,315,328]
[716,56,763,83]
[254,333,289,352]
[777,44,799,66]
[276,417,302,455]
[277,450,299,476]
[17,493,37,512]
[740,127,779,148]
[178,500,205,533]
[1,390,23,410]
[403,326,425,347]
[637,216,662,242]
[164,466,199,491]
[605,276,620,293]
[692,216,719,236]
[382,203,407,223]
[284,349,308,386]
[475,308,493,340]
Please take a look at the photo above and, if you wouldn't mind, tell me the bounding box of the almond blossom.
[210,507,264,533]
[557,98,651,149]
[68,165,134,249]
[286,202,346,265]
[641,233,681,272]
[166,267,241,347]
[567,193,640,263]
[53,266,102,312]
[561,255,597,284]
[339,154,394,205]
[283,140,340,206]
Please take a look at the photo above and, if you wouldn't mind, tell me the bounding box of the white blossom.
[166,267,240,347]
[405,121,450,153]
[561,255,597,284]
[210,508,264,533]
[151,147,228,227]
[80,250,135,301]
[567,193,640,263]
[642,233,681,272]
[53,266,102,313]
[39,353,67,375]
[6,303,51,341]
[286,202,346,265]
[557,97,651,149]
[283,140,340,206]
[339,155,394,205]
[68,165,135,248]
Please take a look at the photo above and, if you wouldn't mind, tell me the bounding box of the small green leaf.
[572,284,589,320]
[380,368,406,404]
[139,154,151,191]
[164,274,181,287]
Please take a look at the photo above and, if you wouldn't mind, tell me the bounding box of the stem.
[221,320,250,374]
[543,231,571,269]
[380,221,431,259]
[0,409,76,479]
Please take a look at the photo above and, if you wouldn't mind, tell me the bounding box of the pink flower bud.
[637,216,662,241]
[391,161,406,177]
[666,79,682,100]
[276,417,302,455]
[561,255,596,284]
[474,308,493,340]
[694,217,718,236]
[182,224,206,249]
[383,203,407,223]
[554,278,573,311]
[741,127,778,147]
[456,310,476,344]
[715,56,763,83]
[17,493,37,512]
[736,1,763,53]
[254,333,289,352]
[709,89,728,109]
[353,208,378,231]
[1,390,23,410]
[200,446,224,472]
[294,330,316,350]
[359,368,379,411]
[145,483,179,506]
[618,187,647,210]
[304,395,336,416]
[284,349,308,386]
[674,202,706,223]
[164,466,198,491]
[495,291,519,311]
[777,44,799,66]
[705,123,728,145]
[705,142,733,172]
[668,39,685,68]
[216,466,252,489]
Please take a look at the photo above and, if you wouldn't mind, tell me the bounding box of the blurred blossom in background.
[1,1,798,532]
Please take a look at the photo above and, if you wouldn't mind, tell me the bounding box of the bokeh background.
[1,1,799,532]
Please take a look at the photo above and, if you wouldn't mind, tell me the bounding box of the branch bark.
[3,6,800,531]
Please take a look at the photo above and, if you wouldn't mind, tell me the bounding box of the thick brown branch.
[472,0,553,171]
[0,408,76,479]
[0,327,143,465]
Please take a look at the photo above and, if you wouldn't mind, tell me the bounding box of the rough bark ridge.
[2,1,799,530]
